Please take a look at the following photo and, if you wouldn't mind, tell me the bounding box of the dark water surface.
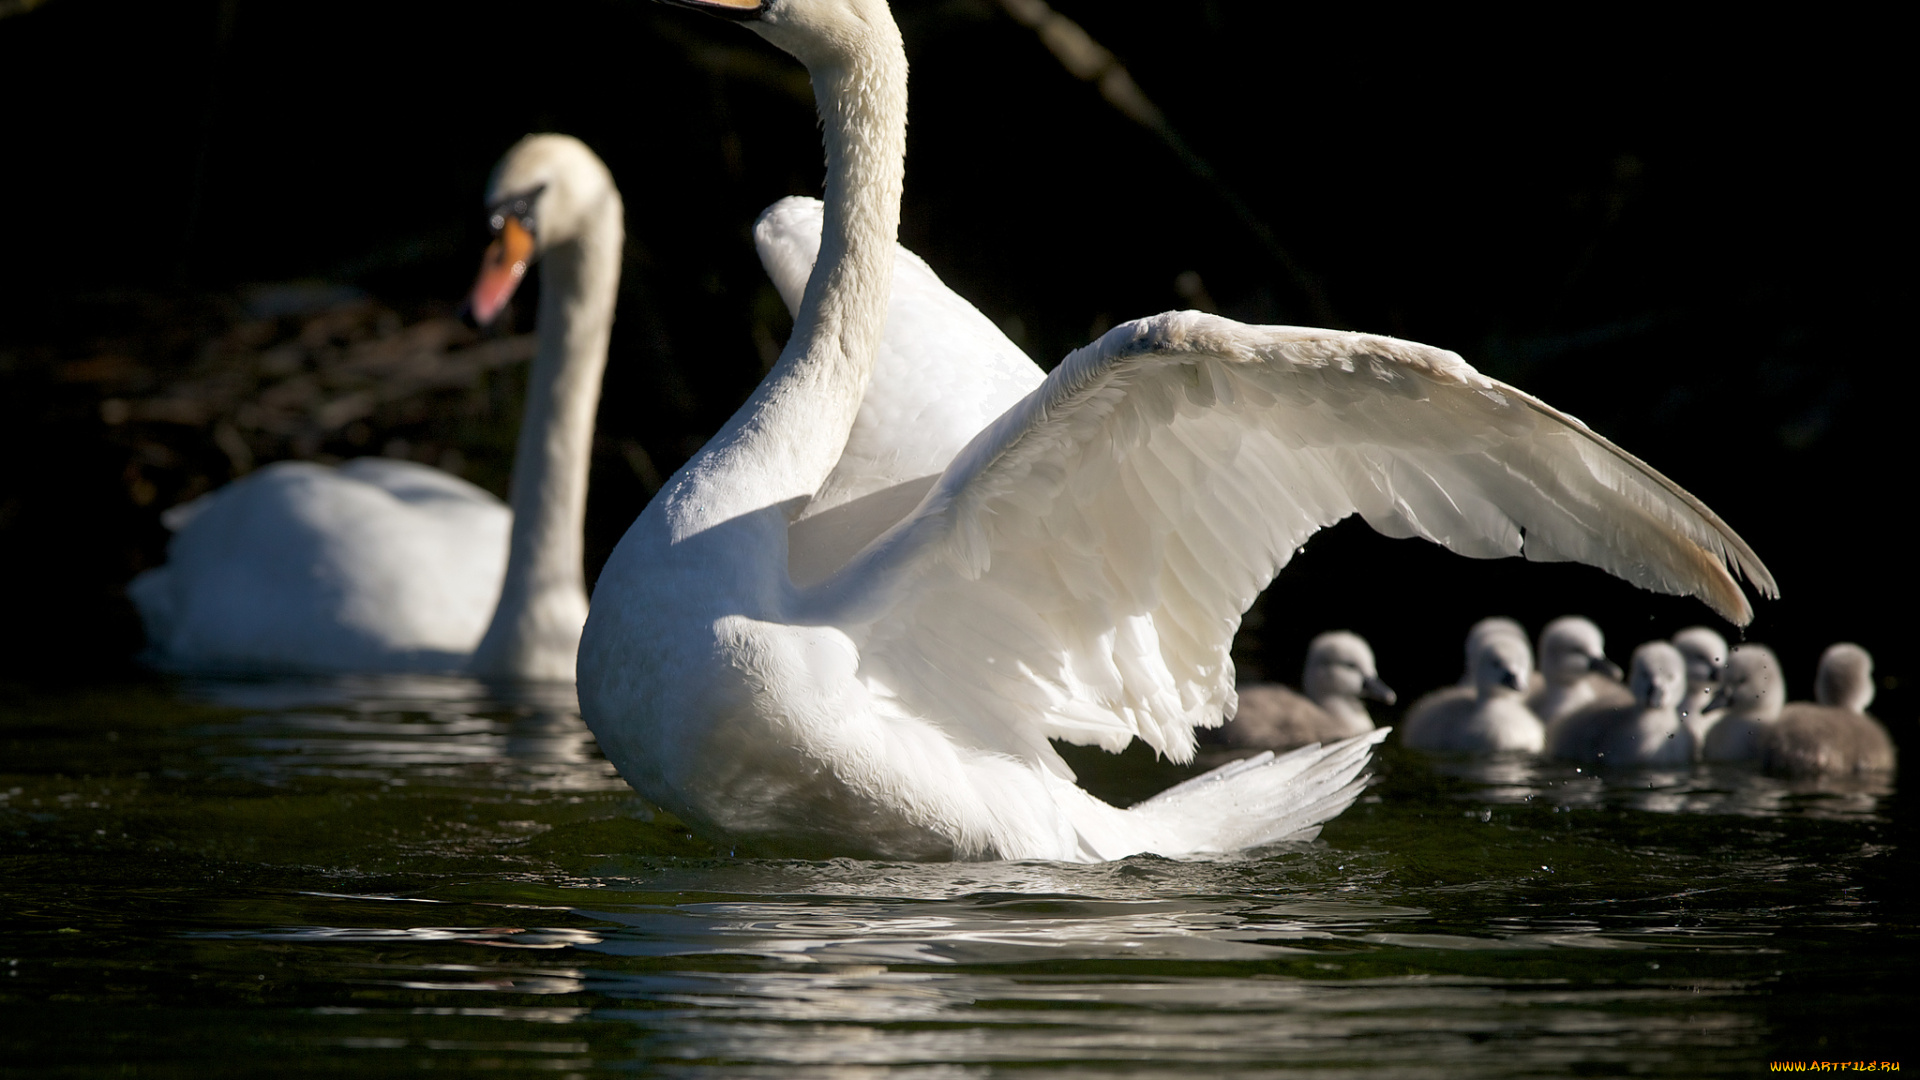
[2,679,1909,1077]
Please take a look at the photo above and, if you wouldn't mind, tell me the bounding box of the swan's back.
[758,197,1046,586]
[133,460,510,673]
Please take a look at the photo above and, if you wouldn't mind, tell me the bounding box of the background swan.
[580,0,1774,862]
[130,134,620,680]
[1201,631,1393,754]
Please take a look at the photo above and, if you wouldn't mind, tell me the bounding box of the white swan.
[1549,640,1692,766]
[130,134,620,680]
[579,0,1773,861]
[1402,631,1542,754]
[1202,632,1394,753]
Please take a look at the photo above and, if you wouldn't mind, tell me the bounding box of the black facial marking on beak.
[488,183,547,238]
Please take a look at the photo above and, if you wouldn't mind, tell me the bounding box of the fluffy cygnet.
[1404,617,1530,729]
[1458,616,1529,687]
[1208,631,1395,752]
[1761,643,1897,777]
[1671,625,1730,749]
[1403,632,1542,754]
[1699,643,1785,763]
[1530,616,1633,730]
[1550,641,1692,766]
[1815,642,1876,713]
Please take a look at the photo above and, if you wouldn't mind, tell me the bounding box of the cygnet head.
[1671,626,1729,689]
[1538,616,1622,685]
[471,134,623,325]
[1302,631,1396,706]
[1628,641,1687,710]
[1472,633,1533,697]
[661,0,901,72]
[1464,616,1528,668]
[1711,643,1785,719]
[1814,642,1875,713]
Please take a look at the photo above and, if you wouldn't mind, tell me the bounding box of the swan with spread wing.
[579,0,1774,861]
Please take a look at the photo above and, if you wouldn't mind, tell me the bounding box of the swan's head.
[1709,643,1785,719]
[1538,615,1621,685]
[656,0,901,71]
[1302,631,1395,706]
[470,133,622,326]
[1628,641,1687,711]
[1815,642,1875,713]
[1473,633,1533,697]
[1670,625,1729,689]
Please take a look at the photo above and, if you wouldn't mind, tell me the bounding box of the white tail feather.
[1086,728,1389,857]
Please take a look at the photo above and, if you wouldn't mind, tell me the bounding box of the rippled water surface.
[2,678,1909,1077]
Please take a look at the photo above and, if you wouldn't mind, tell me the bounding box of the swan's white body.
[131,135,621,680]
[129,460,512,673]
[579,0,1773,862]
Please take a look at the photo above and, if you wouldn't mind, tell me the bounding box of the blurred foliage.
[0,0,1908,733]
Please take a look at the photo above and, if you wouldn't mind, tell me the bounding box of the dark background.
[0,1,1908,726]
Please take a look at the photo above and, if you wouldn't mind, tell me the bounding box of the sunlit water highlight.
[1,677,1909,1077]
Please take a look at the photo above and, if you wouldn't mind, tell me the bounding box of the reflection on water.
[0,677,1910,1077]
[180,673,623,792]
[1424,753,1896,818]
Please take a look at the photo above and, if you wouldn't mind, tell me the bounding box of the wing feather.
[801,310,1772,766]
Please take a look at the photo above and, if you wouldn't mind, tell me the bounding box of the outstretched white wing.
[804,311,1774,768]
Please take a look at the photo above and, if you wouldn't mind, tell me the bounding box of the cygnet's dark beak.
[1590,655,1625,681]
[1362,675,1396,705]
[1501,668,1526,692]
[1704,686,1728,713]
[655,0,767,20]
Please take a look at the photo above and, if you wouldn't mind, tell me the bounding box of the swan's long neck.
[669,24,908,534]
[471,189,624,680]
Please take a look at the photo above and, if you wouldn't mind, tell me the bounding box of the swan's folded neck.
[667,30,909,537]
[471,189,624,679]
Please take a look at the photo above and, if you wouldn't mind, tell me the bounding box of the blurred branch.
[63,291,537,514]
[996,0,1342,327]
[0,0,53,18]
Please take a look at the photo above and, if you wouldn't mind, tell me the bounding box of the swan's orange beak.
[469,217,534,327]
